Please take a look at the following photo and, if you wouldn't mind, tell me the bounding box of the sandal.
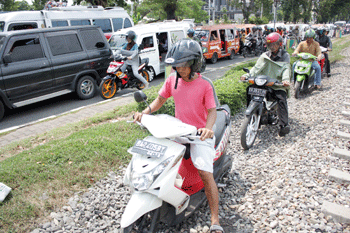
[210,224,225,233]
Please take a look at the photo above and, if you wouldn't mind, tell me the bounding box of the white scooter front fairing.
[121,114,198,229]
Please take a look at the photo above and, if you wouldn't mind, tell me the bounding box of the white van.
[108,20,193,78]
[0,6,133,39]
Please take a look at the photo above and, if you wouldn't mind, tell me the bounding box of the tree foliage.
[228,0,256,23]
[134,0,208,23]
[280,0,312,23]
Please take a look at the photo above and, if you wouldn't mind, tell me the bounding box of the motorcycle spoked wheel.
[136,70,151,90]
[122,208,160,233]
[241,111,260,150]
[99,78,117,99]
[294,80,302,99]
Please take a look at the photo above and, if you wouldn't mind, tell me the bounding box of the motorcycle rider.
[240,32,291,136]
[120,30,149,89]
[315,27,332,77]
[134,38,224,233]
[292,29,323,90]
[239,28,245,54]
[246,26,259,50]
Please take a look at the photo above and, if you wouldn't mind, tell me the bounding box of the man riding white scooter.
[134,38,225,233]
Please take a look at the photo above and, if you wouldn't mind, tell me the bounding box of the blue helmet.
[187,28,195,37]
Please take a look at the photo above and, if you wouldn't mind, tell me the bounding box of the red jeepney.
[194,24,240,63]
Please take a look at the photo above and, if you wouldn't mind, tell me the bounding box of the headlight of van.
[131,156,174,191]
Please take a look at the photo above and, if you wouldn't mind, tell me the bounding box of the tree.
[32,0,46,10]
[280,0,312,23]
[228,0,256,23]
[136,0,208,22]
[0,0,16,11]
[15,0,32,10]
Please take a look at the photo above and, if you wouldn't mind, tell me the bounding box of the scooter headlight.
[255,78,267,86]
[131,156,174,191]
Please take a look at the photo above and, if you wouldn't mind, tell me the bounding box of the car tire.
[76,75,96,100]
[0,100,4,121]
[210,52,218,64]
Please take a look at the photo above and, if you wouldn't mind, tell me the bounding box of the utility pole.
[212,0,215,24]
[208,0,211,24]
[273,0,277,30]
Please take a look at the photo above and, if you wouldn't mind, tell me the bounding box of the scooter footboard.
[120,192,162,228]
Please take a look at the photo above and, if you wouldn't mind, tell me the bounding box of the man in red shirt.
[134,39,224,233]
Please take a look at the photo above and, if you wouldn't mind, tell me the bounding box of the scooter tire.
[122,208,160,233]
[99,77,117,99]
[294,81,302,99]
[240,111,260,150]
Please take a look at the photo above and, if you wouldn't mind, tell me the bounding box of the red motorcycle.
[318,46,329,78]
[99,54,151,99]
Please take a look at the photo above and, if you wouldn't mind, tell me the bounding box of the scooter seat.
[214,105,231,147]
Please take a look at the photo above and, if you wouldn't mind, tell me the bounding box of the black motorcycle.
[242,36,262,58]
[240,68,283,150]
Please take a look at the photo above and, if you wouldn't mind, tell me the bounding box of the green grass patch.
[0,121,150,232]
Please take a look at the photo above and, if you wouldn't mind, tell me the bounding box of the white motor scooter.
[121,91,232,232]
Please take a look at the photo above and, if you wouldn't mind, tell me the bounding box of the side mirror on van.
[138,44,144,51]
[3,54,12,64]
[95,42,105,48]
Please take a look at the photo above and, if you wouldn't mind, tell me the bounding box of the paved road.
[0,55,253,132]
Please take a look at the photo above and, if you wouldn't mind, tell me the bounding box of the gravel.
[32,47,350,233]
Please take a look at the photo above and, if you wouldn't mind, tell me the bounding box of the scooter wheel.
[294,81,302,99]
[136,70,151,90]
[99,78,117,99]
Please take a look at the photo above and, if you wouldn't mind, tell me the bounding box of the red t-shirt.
[159,73,217,129]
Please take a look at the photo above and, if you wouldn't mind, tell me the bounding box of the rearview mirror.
[3,54,12,64]
[243,68,250,73]
[134,91,147,103]
[95,42,105,48]
[138,44,144,51]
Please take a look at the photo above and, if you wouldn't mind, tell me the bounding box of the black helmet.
[126,30,136,41]
[165,39,202,85]
[252,26,257,31]
[241,28,245,32]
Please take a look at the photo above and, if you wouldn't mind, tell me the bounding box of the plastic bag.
[0,182,11,202]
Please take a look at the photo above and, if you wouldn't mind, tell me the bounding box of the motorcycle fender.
[245,101,261,116]
[101,75,115,82]
[296,74,305,82]
[120,192,162,228]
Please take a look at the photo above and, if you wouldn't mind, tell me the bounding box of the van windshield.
[0,22,4,32]
[195,30,209,42]
[109,34,127,48]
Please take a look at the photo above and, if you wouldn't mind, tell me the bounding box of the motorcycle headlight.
[255,78,267,86]
[131,156,174,191]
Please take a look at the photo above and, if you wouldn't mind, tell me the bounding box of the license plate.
[248,87,267,97]
[131,139,168,158]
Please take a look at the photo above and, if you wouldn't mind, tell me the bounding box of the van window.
[52,20,69,27]
[47,34,83,56]
[8,23,38,31]
[170,30,185,44]
[70,20,91,26]
[141,36,154,49]
[93,19,112,33]
[112,18,123,31]
[0,22,4,32]
[227,29,234,39]
[6,37,44,62]
[124,18,132,28]
[80,28,105,50]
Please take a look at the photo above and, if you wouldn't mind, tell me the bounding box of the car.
[0,25,112,121]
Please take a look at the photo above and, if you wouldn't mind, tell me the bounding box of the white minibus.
[0,5,133,39]
[108,20,193,79]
